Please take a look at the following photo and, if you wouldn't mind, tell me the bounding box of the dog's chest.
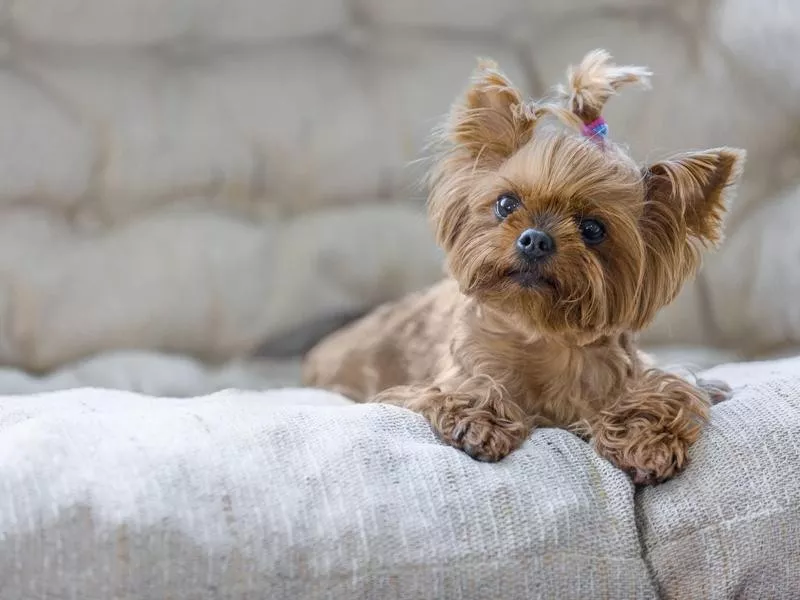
[512,343,633,426]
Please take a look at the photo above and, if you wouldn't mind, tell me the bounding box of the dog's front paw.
[592,412,698,485]
[426,397,528,462]
[592,371,709,485]
[594,425,692,485]
[446,411,529,462]
[388,384,531,462]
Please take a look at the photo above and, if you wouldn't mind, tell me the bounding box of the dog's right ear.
[446,60,535,167]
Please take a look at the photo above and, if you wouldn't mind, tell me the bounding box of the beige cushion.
[1,356,799,597]
[639,356,800,598]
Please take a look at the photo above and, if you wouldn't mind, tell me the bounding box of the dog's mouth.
[505,268,556,290]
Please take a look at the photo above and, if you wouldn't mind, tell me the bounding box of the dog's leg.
[375,380,531,462]
[590,369,711,485]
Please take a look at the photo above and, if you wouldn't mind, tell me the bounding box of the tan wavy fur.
[303,49,745,485]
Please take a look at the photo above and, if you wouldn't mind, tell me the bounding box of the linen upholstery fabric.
[2,357,800,598]
[0,388,654,599]
[638,357,800,599]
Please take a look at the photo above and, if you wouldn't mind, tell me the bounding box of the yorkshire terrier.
[303,50,745,485]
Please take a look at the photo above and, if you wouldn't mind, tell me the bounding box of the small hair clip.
[581,116,608,141]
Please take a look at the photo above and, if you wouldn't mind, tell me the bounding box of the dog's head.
[428,49,745,339]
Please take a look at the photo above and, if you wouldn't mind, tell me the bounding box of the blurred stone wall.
[0,0,798,372]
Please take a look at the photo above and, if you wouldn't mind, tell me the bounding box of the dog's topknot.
[555,49,652,125]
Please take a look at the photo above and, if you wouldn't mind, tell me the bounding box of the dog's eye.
[494,194,520,220]
[579,219,606,245]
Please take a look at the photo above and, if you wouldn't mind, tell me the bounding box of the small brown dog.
[303,50,745,485]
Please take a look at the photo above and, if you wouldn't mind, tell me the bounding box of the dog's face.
[429,61,745,338]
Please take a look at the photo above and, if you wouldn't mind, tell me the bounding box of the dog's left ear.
[643,148,746,245]
[446,59,534,167]
[631,148,745,330]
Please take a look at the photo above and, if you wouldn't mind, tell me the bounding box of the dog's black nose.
[516,228,554,260]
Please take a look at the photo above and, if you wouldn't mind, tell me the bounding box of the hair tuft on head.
[555,49,652,125]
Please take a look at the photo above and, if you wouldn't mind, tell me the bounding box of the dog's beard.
[462,256,559,297]
[463,260,558,322]
[459,257,615,337]
[504,265,557,291]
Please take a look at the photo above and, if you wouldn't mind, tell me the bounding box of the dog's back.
[302,280,460,401]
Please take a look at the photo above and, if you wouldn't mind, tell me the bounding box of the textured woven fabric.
[0,390,652,598]
[638,357,800,599]
[1,357,800,598]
